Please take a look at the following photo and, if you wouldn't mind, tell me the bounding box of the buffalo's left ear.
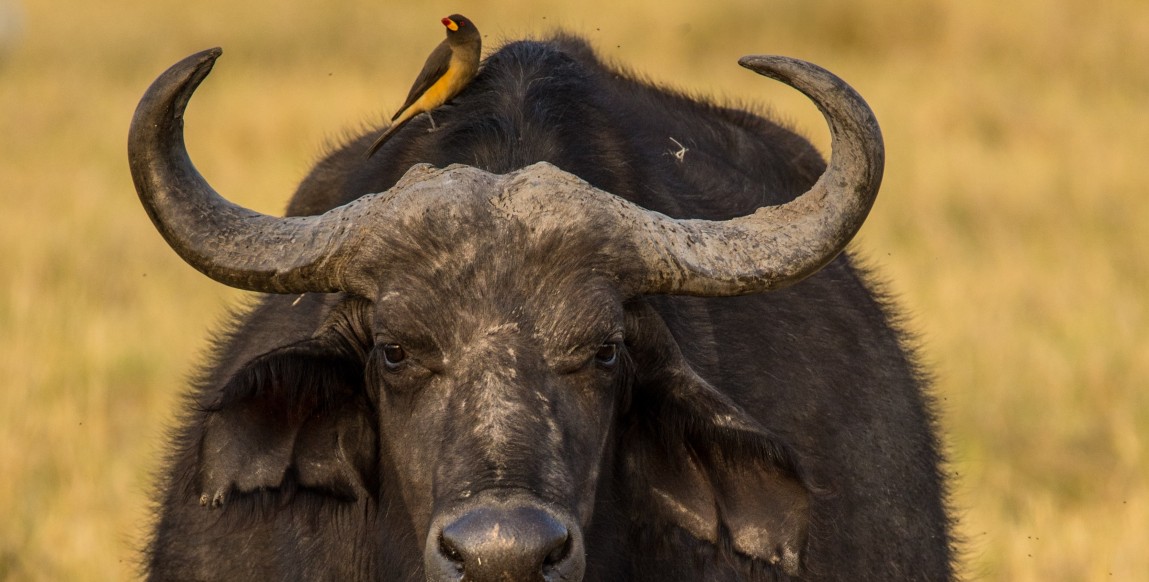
[198,336,377,508]
[619,302,811,576]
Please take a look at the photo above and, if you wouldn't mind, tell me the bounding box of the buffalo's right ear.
[619,302,811,576]
[197,304,376,508]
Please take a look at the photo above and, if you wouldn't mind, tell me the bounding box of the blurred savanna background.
[2,0,1146,579]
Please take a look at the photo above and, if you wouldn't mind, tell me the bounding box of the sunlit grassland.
[2,0,1146,579]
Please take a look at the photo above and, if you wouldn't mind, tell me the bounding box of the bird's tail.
[364,116,414,159]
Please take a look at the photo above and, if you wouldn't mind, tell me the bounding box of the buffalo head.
[128,47,882,581]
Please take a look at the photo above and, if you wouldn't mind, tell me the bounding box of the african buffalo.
[129,35,953,581]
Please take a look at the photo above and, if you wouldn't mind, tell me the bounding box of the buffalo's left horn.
[622,55,884,296]
[128,48,357,294]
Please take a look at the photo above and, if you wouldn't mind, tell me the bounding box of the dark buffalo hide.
[137,35,953,581]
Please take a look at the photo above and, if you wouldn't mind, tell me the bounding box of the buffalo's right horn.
[128,48,360,295]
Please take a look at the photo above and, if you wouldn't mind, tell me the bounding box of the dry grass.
[2,0,1146,579]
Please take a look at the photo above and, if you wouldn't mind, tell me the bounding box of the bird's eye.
[382,343,407,371]
[594,342,619,368]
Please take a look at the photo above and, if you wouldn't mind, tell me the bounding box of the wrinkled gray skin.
[132,36,953,581]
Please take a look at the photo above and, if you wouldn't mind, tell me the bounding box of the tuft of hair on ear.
[692,401,812,493]
[205,341,366,418]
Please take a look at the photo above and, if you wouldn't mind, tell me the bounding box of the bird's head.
[442,14,479,42]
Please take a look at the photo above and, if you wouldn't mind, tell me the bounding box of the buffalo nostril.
[439,533,464,567]
[542,533,571,567]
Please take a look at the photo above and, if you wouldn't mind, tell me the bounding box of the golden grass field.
[2,0,1146,579]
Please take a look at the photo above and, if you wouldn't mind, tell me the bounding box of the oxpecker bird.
[365,14,481,157]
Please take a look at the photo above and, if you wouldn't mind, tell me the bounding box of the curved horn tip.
[736,54,783,70]
[162,46,224,89]
[173,47,223,100]
[737,54,829,86]
[736,53,882,146]
[197,46,224,62]
[187,46,224,68]
[128,47,224,145]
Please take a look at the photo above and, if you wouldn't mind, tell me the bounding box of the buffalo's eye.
[595,342,620,368]
[381,343,407,371]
